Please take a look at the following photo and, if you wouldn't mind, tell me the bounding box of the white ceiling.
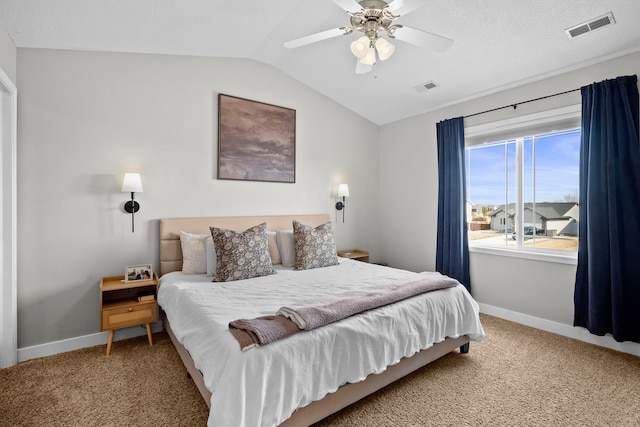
[1,0,639,125]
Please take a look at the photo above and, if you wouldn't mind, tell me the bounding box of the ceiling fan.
[283,0,454,74]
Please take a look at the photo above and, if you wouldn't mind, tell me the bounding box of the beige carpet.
[1,315,639,426]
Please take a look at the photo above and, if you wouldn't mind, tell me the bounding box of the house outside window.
[464,106,580,262]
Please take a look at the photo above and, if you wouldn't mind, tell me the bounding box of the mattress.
[158,258,485,426]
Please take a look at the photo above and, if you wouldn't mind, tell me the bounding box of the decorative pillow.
[267,230,281,265]
[209,223,276,282]
[293,220,339,271]
[276,229,295,268]
[179,231,208,275]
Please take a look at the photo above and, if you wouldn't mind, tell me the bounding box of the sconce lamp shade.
[121,173,143,193]
[338,184,350,198]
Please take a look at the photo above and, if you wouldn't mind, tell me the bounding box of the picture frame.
[125,264,153,283]
[218,93,296,183]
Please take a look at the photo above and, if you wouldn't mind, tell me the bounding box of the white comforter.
[158,259,485,427]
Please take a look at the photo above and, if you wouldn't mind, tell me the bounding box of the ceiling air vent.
[565,12,615,39]
[414,81,438,93]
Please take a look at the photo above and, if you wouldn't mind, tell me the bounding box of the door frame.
[0,65,17,368]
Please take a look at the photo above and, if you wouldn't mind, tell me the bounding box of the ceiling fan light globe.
[360,46,377,65]
[350,36,370,59]
[375,37,395,60]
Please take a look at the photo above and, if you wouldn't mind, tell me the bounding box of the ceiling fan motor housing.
[350,0,397,40]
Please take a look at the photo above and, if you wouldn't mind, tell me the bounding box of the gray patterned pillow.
[209,223,276,282]
[293,220,339,271]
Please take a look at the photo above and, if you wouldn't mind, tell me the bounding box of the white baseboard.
[16,307,640,363]
[479,303,640,357]
[17,322,163,363]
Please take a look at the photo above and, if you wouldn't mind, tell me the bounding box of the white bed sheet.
[158,259,485,427]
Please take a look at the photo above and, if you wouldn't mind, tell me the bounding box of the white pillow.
[179,231,208,275]
[267,230,281,265]
[204,235,216,276]
[276,230,295,268]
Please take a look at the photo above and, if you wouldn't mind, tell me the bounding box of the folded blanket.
[229,273,459,350]
[278,273,459,330]
[229,316,300,351]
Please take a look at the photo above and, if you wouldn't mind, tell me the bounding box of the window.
[464,106,580,259]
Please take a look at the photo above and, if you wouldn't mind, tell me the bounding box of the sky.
[466,128,580,207]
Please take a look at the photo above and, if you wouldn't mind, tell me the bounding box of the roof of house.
[490,202,577,219]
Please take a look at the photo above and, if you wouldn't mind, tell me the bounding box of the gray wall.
[379,51,640,327]
[17,49,380,348]
[14,45,640,350]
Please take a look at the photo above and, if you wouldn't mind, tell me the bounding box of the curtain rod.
[465,88,580,118]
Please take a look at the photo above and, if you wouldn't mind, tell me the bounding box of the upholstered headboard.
[159,214,330,276]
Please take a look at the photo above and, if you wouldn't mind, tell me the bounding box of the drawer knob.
[128,307,133,312]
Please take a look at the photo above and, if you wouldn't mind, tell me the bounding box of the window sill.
[469,245,578,265]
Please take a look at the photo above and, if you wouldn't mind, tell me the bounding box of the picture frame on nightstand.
[125,264,153,283]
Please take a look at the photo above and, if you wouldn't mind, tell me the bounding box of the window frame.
[464,105,580,265]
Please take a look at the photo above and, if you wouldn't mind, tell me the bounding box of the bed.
[158,214,485,426]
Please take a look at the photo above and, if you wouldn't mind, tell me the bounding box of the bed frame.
[159,214,470,427]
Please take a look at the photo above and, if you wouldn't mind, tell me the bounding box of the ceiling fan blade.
[333,0,363,13]
[392,25,454,52]
[386,0,420,16]
[283,27,350,49]
[355,60,373,74]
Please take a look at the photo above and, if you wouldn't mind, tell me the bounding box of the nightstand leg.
[106,330,114,356]
[146,323,153,346]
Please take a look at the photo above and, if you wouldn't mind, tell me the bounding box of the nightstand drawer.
[102,303,158,330]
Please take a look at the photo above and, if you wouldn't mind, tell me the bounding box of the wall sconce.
[335,183,350,223]
[121,173,143,232]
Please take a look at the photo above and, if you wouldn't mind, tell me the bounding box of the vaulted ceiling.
[1,0,639,125]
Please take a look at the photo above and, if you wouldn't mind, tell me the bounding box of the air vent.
[565,12,615,39]
[414,81,439,93]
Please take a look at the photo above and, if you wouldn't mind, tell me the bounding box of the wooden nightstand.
[337,249,370,263]
[100,273,159,356]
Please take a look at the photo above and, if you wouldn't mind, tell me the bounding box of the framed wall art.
[218,94,296,183]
